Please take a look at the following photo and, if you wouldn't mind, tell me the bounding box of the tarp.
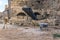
[22,7,38,20]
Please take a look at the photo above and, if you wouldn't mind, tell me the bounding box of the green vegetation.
[53,34,60,38]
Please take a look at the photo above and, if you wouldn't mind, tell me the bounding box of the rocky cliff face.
[8,0,60,19]
[7,0,60,25]
[9,0,60,10]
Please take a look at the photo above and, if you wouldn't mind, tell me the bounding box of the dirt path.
[0,27,54,40]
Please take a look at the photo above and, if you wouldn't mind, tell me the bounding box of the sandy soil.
[0,26,54,40]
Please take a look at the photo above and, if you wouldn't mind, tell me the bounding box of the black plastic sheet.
[22,7,38,20]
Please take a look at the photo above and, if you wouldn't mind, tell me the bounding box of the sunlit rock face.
[8,0,60,19]
[9,0,60,13]
[9,0,44,10]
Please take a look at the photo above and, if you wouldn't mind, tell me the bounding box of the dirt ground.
[0,27,59,40]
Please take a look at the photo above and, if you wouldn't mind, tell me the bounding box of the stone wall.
[9,0,60,15]
[8,0,60,26]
